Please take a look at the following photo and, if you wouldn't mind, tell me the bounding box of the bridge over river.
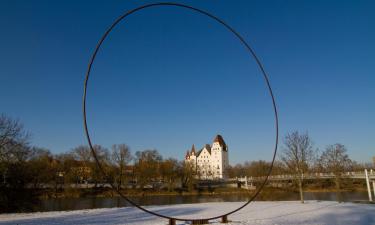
[236,170,375,182]
[232,169,375,202]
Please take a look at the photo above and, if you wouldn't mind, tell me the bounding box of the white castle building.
[184,134,229,179]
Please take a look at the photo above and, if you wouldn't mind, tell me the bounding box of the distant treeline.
[1,113,373,211]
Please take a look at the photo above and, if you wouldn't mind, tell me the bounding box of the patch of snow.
[0,201,374,225]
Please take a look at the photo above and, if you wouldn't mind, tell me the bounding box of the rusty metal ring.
[83,2,279,223]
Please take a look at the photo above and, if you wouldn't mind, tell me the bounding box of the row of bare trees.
[0,113,193,212]
[0,115,190,193]
[69,146,187,191]
[1,113,372,209]
[226,131,370,203]
[280,131,360,203]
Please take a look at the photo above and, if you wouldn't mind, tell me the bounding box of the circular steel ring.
[83,2,279,222]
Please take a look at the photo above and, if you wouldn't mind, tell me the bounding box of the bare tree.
[55,152,79,186]
[91,145,110,188]
[28,147,55,188]
[71,145,92,184]
[0,114,30,163]
[0,114,31,189]
[245,160,271,177]
[319,143,351,201]
[72,145,92,166]
[181,160,196,192]
[160,158,179,191]
[134,149,162,189]
[0,114,29,150]
[350,160,372,172]
[280,131,315,203]
[111,144,132,190]
[71,145,111,187]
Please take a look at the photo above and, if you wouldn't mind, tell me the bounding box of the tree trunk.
[118,165,123,191]
[298,177,304,203]
[335,176,342,203]
[54,178,58,195]
[335,177,341,190]
[118,170,122,191]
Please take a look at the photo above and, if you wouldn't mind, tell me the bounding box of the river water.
[37,191,369,212]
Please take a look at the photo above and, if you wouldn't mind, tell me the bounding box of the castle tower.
[183,135,229,180]
[211,134,229,179]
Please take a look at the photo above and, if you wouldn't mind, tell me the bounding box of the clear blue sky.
[0,0,374,164]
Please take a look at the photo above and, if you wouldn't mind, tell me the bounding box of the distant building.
[373,156,375,167]
[71,166,92,183]
[185,134,229,179]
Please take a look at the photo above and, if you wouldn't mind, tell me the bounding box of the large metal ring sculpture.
[83,2,279,224]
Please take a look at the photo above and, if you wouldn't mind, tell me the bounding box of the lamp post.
[365,169,372,202]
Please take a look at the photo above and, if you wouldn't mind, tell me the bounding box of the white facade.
[185,135,229,179]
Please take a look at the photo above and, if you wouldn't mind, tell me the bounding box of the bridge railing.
[232,170,375,182]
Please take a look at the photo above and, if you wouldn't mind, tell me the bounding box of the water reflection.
[37,191,369,213]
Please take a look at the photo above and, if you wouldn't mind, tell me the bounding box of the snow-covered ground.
[0,201,374,225]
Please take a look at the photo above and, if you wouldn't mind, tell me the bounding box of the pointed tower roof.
[213,134,228,151]
[185,150,190,159]
[191,144,196,154]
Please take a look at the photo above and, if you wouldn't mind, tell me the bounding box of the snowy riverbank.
[0,201,374,225]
